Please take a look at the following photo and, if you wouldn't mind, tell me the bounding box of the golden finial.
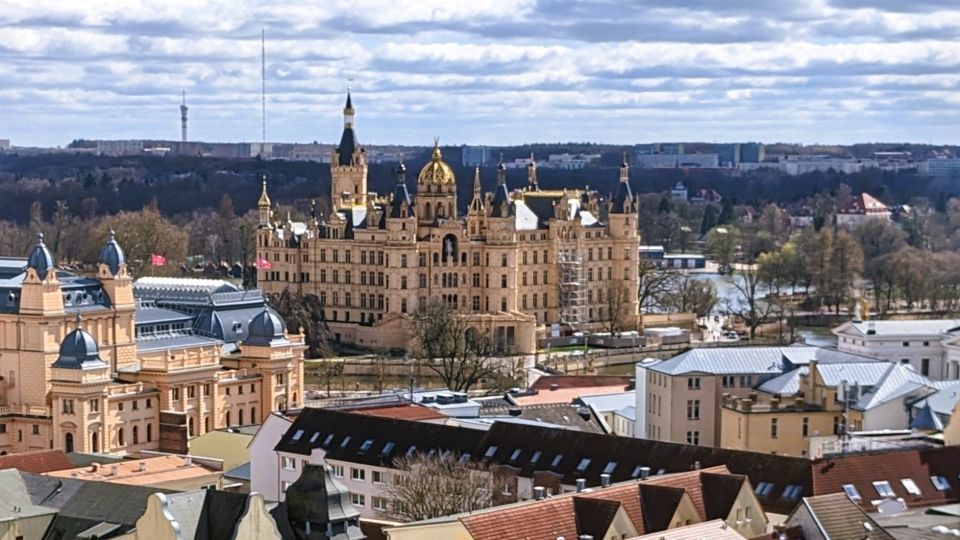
[258,175,271,208]
[432,138,442,160]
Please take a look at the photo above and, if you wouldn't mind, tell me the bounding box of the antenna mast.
[261,27,266,145]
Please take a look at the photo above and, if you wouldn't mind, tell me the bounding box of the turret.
[610,152,635,214]
[468,166,485,216]
[97,229,135,308]
[389,160,414,219]
[20,232,64,315]
[527,153,539,192]
[330,89,368,209]
[258,176,272,227]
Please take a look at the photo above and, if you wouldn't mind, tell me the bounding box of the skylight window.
[631,465,643,478]
[323,434,335,447]
[931,476,950,491]
[901,479,921,496]
[291,429,304,441]
[484,445,498,458]
[603,462,618,475]
[510,449,522,462]
[782,485,803,499]
[406,445,417,457]
[381,442,395,456]
[551,454,564,468]
[529,451,542,464]
[755,482,775,497]
[340,435,351,448]
[576,458,591,472]
[873,481,895,498]
[459,453,471,464]
[842,484,861,501]
[359,438,374,453]
[309,432,320,444]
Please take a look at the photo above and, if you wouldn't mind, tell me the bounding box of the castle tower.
[19,233,64,316]
[467,166,486,239]
[50,315,111,453]
[96,230,137,372]
[180,91,188,143]
[416,140,457,226]
[606,153,641,331]
[330,89,367,210]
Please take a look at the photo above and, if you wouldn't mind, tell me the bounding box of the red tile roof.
[0,449,73,474]
[461,497,580,540]
[812,446,960,509]
[530,375,632,391]
[350,403,446,421]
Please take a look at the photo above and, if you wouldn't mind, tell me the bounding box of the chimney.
[508,407,522,417]
[627,378,636,390]
[639,466,651,480]
[749,392,758,401]
[740,399,752,413]
[184,456,193,466]
[534,486,546,500]
[693,460,701,471]
[770,398,780,411]
[601,473,611,487]
[90,463,100,473]
[577,406,591,420]
[138,461,146,473]
[576,478,586,493]
[549,383,560,391]
[110,465,118,476]
[579,536,594,540]
[795,396,805,408]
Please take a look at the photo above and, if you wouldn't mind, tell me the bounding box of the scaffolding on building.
[557,251,585,330]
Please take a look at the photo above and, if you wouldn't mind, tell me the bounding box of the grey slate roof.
[854,363,935,411]
[839,319,960,337]
[649,347,812,376]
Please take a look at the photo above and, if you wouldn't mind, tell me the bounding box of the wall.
[249,414,293,501]
[385,521,472,540]
[0,513,56,540]
[837,333,946,380]
[720,407,842,457]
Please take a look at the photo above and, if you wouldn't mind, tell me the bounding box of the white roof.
[835,319,960,338]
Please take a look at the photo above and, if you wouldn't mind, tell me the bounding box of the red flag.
[257,258,272,270]
[151,254,166,266]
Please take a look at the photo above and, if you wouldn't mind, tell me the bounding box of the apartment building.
[635,347,861,446]
[721,359,937,456]
[833,319,960,380]
[254,407,813,520]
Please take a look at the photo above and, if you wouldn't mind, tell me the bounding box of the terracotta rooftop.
[530,375,633,391]
[510,385,630,406]
[0,449,74,474]
[812,446,960,510]
[44,455,220,487]
[629,519,747,540]
[431,467,755,540]
[350,403,446,422]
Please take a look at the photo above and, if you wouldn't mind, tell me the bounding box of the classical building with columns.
[256,92,642,354]
[0,233,304,456]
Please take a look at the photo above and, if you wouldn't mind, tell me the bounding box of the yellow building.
[256,92,642,353]
[0,233,304,456]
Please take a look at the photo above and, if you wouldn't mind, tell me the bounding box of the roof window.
[381,442,395,456]
[551,454,564,468]
[576,458,591,472]
[901,478,921,496]
[931,476,950,491]
[291,429,304,441]
[873,481,895,498]
[309,432,321,444]
[340,435,351,448]
[603,462,618,475]
[755,482,775,497]
[359,438,374,453]
[842,484,861,501]
[484,445,498,458]
[509,449,522,462]
[782,485,803,499]
[530,450,542,464]
[323,434,335,447]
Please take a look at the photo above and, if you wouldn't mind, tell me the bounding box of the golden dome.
[258,177,271,208]
[418,140,455,185]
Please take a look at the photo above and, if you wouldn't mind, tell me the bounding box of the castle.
[0,232,304,456]
[256,92,642,354]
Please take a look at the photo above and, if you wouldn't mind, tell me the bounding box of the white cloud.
[1,0,959,145]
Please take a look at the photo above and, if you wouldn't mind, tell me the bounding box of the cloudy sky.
[3,0,960,147]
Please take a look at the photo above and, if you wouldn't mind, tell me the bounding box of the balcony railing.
[0,405,52,418]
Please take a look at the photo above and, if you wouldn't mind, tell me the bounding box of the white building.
[835,192,891,228]
[921,157,960,177]
[833,319,960,380]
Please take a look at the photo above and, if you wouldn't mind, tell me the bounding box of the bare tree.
[661,274,718,317]
[269,289,333,359]
[383,453,493,522]
[601,280,631,334]
[728,266,776,340]
[638,257,674,311]
[410,300,497,392]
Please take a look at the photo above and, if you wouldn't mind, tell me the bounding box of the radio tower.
[180,90,188,142]
[261,28,266,145]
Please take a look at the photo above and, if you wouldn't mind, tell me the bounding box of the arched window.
[147,424,153,443]
[133,425,139,445]
[425,202,432,219]
[251,407,257,423]
[91,432,98,453]
[226,411,232,427]
[188,417,195,437]
[65,433,74,453]
[239,409,245,426]
[118,428,125,447]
